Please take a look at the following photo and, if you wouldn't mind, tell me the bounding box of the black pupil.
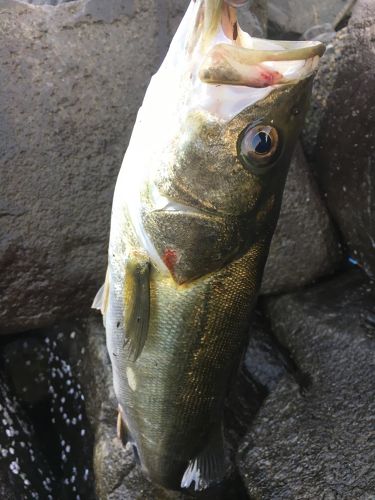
[252,131,272,155]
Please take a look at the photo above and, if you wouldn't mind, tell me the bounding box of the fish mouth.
[199,39,325,87]
[171,0,326,120]
[191,1,325,88]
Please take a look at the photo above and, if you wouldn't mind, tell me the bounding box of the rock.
[0,371,58,499]
[303,0,375,277]
[261,143,341,295]
[301,23,336,44]
[0,0,187,334]
[268,0,354,39]
[239,270,375,498]
[243,310,291,392]
[20,0,74,5]
[237,0,268,37]
[1,329,95,499]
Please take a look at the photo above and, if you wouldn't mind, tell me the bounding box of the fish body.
[94,0,324,491]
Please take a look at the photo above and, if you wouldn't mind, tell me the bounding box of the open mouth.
[199,38,325,87]
[195,0,326,88]
[163,0,326,120]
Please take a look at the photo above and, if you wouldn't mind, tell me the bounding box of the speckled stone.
[304,0,375,277]
[239,270,375,499]
[261,143,341,295]
[0,0,187,334]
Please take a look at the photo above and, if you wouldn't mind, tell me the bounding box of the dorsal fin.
[123,254,151,362]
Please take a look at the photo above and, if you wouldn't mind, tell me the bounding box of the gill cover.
[129,0,325,284]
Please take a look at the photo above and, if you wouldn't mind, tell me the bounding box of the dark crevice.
[0,327,95,500]
[249,307,312,396]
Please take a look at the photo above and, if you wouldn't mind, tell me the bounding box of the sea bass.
[94,0,324,491]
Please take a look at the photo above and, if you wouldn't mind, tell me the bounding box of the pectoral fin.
[123,255,151,362]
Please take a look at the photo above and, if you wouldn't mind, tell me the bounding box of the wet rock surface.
[262,143,341,294]
[267,0,354,39]
[0,328,95,499]
[239,270,375,498]
[304,0,375,277]
[0,372,55,500]
[0,0,188,335]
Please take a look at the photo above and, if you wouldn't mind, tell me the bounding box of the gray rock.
[237,0,268,37]
[268,0,354,39]
[301,23,336,44]
[239,270,375,499]
[244,311,290,392]
[1,330,95,498]
[0,0,186,334]
[303,0,375,277]
[19,0,74,5]
[261,143,341,295]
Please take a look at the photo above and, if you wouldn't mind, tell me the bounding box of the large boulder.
[239,270,375,498]
[267,0,353,38]
[303,0,375,277]
[0,0,185,334]
[261,143,341,294]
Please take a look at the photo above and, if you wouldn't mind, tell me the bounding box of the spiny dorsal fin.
[123,254,151,362]
[181,423,228,491]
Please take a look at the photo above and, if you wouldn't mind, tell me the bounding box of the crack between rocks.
[107,460,137,497]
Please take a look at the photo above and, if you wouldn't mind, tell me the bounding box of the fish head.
[118,1,325,284]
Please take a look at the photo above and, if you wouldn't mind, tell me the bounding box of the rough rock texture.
[0,329,95,499]
[303,0,375,277]
[268,0,353,38]
[261,143,341,295]
[239,270,375,499]
[0,0,188,335]
[0,372,57,500]
[237,0,268,37]
[243,310,290,392]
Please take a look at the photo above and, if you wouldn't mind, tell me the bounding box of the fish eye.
[238,124,280,174]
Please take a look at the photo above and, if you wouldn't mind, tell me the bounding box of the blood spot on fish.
[162,248,179,273]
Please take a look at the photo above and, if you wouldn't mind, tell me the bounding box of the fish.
[93,0,325,491]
